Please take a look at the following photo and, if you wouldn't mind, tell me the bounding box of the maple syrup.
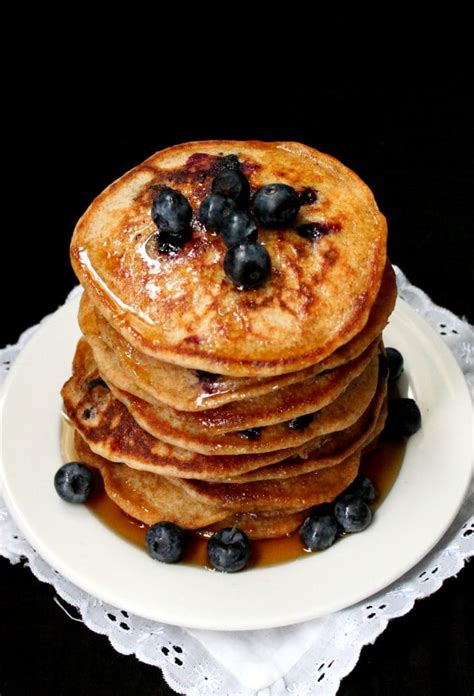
[61,419,406,569]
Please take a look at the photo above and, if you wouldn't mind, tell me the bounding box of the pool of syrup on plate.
[61,420,406,569]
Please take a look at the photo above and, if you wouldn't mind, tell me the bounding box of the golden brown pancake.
[173,452,361,513]
[75,433,360,537]
[63,363,383,482]
[90,320,377,424]
[222,384,387,483]
[207,510,308,540]
[71,141,387,376]
[87,312,378,426]
[79,262,396,411]
[76,430,308,537]
[107,347,378,452]
[62,339,380,466]
[82,333,378,437]
[74,433,229,528]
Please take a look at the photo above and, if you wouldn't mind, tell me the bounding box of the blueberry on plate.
[334,495,372,532]
[386,347,404,384]
[207,527,251,572]
[151,187,192,235]
[146,522,185,563]
[221,211,258,248]
[344,475,377,503]
[378,352,390,381]
[224,242,271,289]
[199,194,236,232]
[385,398,422,438]
[253,183,300,227]
[300,506,338,551]
[212,169,250,208]
[54,462,93,504]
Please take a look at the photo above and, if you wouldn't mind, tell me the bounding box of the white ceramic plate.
[0,296,472,630]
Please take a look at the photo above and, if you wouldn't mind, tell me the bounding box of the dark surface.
[1,82,473,695]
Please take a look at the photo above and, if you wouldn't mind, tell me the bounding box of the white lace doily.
[1,266,473,696]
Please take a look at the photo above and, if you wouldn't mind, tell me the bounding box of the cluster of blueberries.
[150,155,313,289]
[381,348,421,438]
[54,348,421,572]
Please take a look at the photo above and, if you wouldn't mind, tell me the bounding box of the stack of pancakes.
[62,141,396,540]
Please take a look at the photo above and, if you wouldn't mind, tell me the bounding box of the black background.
[1,76,473,695]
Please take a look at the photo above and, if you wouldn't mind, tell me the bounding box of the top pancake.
[71,141,387,376]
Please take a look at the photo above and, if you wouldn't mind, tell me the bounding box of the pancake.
[207,510,307,540]
[173,452,361,512]
[63,365,383,483]
[71,140,387,376]
[74,433,229,528]
[83,327,378,434]
[221,382,387,483]
[79,261,396,411]
[90,334,378,438]
[108,348,379,453]
[62,140,396,547]
[75,433,359,537]
[62,340,380,466]
[76,434,309,539]
[106,344,379,446]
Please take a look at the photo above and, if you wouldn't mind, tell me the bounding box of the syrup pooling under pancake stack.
[62,140,396,540]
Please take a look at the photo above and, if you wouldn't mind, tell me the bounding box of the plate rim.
[0,296,472,630]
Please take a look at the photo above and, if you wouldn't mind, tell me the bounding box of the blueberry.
[151,187,192,235]
[195,369,220,382]
[54,462,93,504]
[207,527,251,572]
[146,522,185,563]
[82,408,94,421]
[239,427,261,440]
[221,211,258,248]
[287,413,314,431]
[220,154,241,171]
[212,169,250,208]
[334,495,372,532]
[155,229,190,254]
[297,220,342,240]
[298,187,318,205]
[385,398,422,438]
[300,508,338,551]
[386,347,404,384]
[344,475,377,503]
[86,376,108,391]
[224,243,271,289]
[378,353,389,381]
[253,183,300,228]
[199,194,236,232]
